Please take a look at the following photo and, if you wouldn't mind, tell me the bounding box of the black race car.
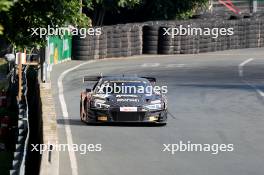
[80,75,167,124]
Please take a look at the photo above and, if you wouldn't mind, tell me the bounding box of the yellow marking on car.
[98,116,108,121]
[149,116,159,121]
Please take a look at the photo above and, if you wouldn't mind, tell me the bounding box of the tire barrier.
[112,26,122,57]
[158,26,174,54]
[120,26,131,57]
[142,25,159,54]
[72,16,264,60]
[72,35,94,60]
[99,27,107,59]
[131,25,142,56]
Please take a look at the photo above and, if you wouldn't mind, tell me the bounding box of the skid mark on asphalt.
[166,64,185,68]
[141,63,160,67]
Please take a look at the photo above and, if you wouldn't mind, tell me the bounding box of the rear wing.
[83,75,157,83]
[83,76,102,82]
[141,77,156,83]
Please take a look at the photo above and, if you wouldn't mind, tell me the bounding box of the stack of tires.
[173,36,181,54]
[225,20,232,50]
[243,18,251,48]
[106,27,114,58]
[198,22,211,53]
[180,34,190,54]
[255,18,262,48]
[142,25,159,54]
[120,25,131,57]
[229,20,240,50]
[173,21,181,54]
[93,34,100,59]
[177,22,188,54]
[189,22,200,54]
[72,35,92,60]
[260,18,264,47]
[131,24,142,56]
[220,21,229,51]
[210,20,219,52]
[158,26,173,54]
[238,19,247,49]
[112,25,122,57]
[99,27,108,59]
[248,18,259,48]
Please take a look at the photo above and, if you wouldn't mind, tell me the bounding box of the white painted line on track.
[58,60,95,175]
[244,81,264,97]
[238,58,254,77]
[141,63,160,67]
[238,58,264,97]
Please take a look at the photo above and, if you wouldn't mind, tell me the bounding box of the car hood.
[92,93,161,107]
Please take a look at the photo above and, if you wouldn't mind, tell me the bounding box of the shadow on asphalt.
[57,118,166,127]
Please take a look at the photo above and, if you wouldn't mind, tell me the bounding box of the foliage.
[0,0,91,49]
[84,0,142,25]
[0,0,13,35]
[0,0,209,48]
[87,0,141,10]
[84,0,209,25]
[142,0,209,20]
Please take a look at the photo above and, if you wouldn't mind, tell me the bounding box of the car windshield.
[96,80,152,94]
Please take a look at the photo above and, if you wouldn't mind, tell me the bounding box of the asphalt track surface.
[51,48,264,175]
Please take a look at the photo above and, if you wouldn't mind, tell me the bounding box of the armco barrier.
[72,16,264,60]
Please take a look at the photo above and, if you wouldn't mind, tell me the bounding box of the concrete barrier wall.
[39,83,59,175]
[72,16,264,60]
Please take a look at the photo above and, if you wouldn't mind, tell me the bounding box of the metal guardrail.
[4,52,40,175]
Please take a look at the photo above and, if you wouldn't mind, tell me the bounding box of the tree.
[0,0,13,35]
[84,0,142,26]
[141,0,209,20]
[83,0,209,25]
[0,0,91,49]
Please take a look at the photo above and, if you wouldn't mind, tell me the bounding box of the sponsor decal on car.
[120,107,137,112]
[116,98,139,102]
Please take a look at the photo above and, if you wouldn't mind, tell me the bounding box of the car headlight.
[144,100,162,110]
[92,99,110,109]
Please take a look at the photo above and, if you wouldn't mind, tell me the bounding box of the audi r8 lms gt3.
[80,75,167,124]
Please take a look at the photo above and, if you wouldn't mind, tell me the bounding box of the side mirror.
[86,88,92,93]
[4,54,15,62]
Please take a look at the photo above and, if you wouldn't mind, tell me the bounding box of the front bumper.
[86,107,167,123]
